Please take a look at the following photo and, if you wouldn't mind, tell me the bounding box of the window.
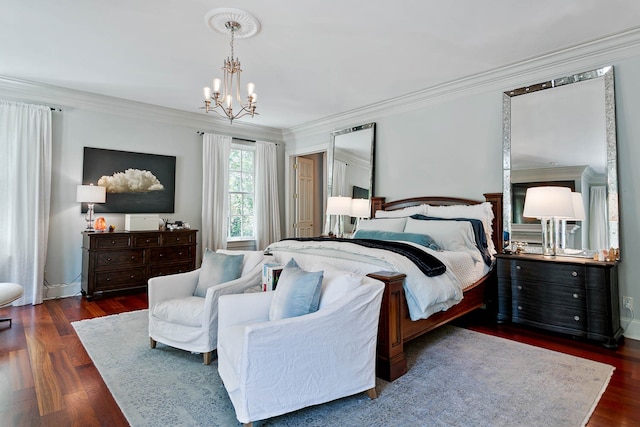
[228,144,255,239]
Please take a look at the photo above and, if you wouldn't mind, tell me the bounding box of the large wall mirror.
[503,66,619,256]
[326,122,376,233]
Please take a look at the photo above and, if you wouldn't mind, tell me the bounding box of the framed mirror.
[326,122,376,233]
[503,66,619,256]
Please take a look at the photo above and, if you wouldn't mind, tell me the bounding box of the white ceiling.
[2,0,640,129]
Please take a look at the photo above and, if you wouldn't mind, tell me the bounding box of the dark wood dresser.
[496,253,623,348]
[81,229,198,299]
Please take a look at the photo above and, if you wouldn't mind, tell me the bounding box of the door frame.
[285,144,327,238]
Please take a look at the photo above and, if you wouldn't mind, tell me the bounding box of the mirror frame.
[327,122,376,199]
[502,66,619,253]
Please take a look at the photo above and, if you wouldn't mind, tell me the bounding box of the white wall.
[283,42,640,339]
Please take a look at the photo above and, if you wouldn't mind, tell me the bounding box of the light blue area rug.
[72,310,613,426]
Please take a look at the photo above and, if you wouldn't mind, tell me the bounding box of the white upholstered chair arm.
[218,291,273,332]
[148,268,200,306]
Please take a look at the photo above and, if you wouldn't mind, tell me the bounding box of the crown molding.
[283,26,640,141]
[0,76,284,143]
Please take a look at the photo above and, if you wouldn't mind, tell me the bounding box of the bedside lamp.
[350,198,371,232]
[77,184,106,231]
[522,186,574,258]
[326,196,352,238]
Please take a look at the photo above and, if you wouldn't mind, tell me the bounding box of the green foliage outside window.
[228,148,255,239]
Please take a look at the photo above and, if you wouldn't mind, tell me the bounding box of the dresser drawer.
[161,231,194,245]
[149,246,192,264]
[95,249,144,268]
[511,260,585,287]
[93,235,132,249]
[512,281,585,310]
[94,268,146,290]
[512,300,587,334]
[133,233,161,247]
[149,262,193,278]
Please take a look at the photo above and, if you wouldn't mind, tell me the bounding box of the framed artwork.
[82,147,176,214]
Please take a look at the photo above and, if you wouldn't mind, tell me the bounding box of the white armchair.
[217,273,385,426]
[148,250,272,364]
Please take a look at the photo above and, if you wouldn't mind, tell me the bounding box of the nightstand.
[496,253,623,348]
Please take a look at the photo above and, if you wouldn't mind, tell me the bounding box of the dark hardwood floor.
[1,292,638,426]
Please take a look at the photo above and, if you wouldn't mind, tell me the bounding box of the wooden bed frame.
[366,193,503,381]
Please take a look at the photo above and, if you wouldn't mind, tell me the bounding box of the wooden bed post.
[367,271,407,382]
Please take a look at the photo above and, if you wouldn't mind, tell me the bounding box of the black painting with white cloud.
[82,147,176,213]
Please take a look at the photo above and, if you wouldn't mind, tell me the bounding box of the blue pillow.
[269,258,323,320]
[353,229,440,251]
[193,250,244,297]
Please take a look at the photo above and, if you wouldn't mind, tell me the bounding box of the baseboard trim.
[622,316,640,341]
[44,282,81,300]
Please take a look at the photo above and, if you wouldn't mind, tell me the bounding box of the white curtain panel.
[202,133,231,253]
[255,141,281,250]
[589,186,608,250]
[0,100,52,305]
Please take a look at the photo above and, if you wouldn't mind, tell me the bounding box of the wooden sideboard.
[81,229,197,299]
[496,253,623,348]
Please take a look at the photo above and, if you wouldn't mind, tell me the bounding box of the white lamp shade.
[326,196,352,215]
[76,184,106,203]
[522,186,574,219]
[350,198,371,219]
[570,192,586,221]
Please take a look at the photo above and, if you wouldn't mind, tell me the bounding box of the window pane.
[229,216,241,237]
[229,171,241,192]
[242,216,254,237]
[243,194,254,215]
[230,194,242,215]
[242,151,254,171]
[241,172,254,192]
[229,149,241,171]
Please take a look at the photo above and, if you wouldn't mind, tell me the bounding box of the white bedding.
[265,239,490,321]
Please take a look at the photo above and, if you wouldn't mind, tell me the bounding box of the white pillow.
[404,218,482,262]
[319,268,362,309]
[357,217,407,232]
[375,204,427,218]
[426,202,496,255]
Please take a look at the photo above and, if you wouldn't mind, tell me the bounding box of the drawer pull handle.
[573,293,579,299]
[572,271,578,277]
[517,305,522,311]
[517,285,522,290]
[516,265,522,270]
[131,256,135,260]
[130,275,135,279]
[176,237,180,241]
[159,253,163,257]
[111,241,116,245]
[107,257,112,262]
[146,239,150,243]
[106,278,111,282]
[178,252,183,256]
[574,315,580,321]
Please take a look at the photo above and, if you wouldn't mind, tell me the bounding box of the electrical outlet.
[623,296,634,311]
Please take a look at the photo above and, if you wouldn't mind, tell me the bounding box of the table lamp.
[522,186,574,258]
[77,184,106,230]
[326,196,352,237]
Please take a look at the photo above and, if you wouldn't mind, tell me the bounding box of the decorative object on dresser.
[76,184,106,230]
[522,186,575,258]
[81,229,197,299]
[496,253,622,348]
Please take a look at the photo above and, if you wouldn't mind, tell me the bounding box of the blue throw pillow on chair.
[193,249,244,297]
[269,258,323,320]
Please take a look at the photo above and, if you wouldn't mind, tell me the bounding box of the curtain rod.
[196,131,279,145]
[50,106,63,112]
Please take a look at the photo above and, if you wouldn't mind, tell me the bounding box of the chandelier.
[201,9,260,124]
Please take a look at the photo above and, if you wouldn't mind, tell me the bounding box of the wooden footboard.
[367,193,502,381]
